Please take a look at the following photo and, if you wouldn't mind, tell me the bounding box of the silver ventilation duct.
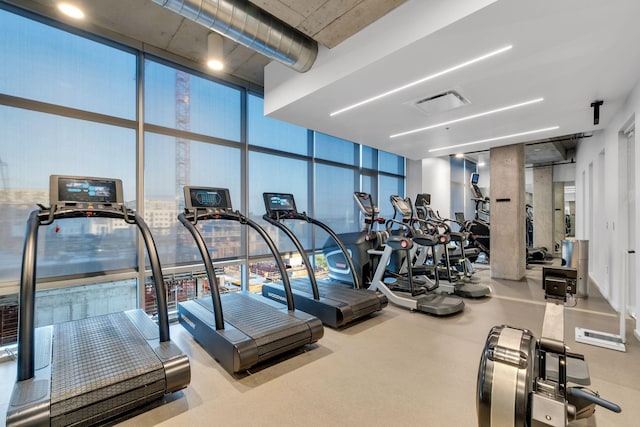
[151,0,318,72]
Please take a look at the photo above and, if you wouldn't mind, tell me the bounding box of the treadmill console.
[50,175,123,207]
[263,193,298,217]
[184,186,232,212]
[415,193,431,207]
[354,192,379,216]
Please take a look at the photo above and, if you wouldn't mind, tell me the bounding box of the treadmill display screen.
[415,193,431,207]
[185,187,232,210]
[264,193,297,215]
[471,173,479,185]
[51,176,122,204]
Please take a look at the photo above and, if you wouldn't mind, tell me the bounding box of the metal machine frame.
[260,192,387,328]
[6,175,190,426]
[177,186,323,374]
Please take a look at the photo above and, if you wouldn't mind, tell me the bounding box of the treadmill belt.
[50,311,166,423]
[195,293,311,359]
[289,278,382,310]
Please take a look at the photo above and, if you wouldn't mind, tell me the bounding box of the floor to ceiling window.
[0,5,406,344]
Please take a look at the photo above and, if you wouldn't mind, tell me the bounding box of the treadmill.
[355,192,464,316]
[6,175,190,426]
[176,187,323,374]
[260,192,387,328]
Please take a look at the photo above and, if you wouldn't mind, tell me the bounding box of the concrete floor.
[1,262,639,426]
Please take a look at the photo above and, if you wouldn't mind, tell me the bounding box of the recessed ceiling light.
[207,59,224,71]
[455,153,464,159]
[478,162,486,167]
[58,3,85,19]
[329,45,512,117]
[428,126,559,153]
[207,33,224,71]
[390,97,544,138]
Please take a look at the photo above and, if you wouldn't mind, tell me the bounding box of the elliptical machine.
[354,192,464,316]
[411,195,490,298]
[477,266,621,426]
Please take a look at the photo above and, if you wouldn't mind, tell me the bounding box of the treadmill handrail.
[262,213,320,300]
[182,209,296,310]
[178,213,225,330]
[17,205,171,382]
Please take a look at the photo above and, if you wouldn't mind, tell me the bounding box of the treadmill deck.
[180,291,323,373]
[8,310,190,427]
[262,278,387,327]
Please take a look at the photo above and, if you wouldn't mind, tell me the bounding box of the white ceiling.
[6,0,640,162]
[265,0,640,160]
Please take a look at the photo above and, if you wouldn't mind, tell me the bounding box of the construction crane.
[175,70,191,207]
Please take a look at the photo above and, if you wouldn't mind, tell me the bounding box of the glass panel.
[248,151,309,254]
[0,294,18,345]
[0,106,136,281]
[450,157,477,222]
[378,175,405,220]
[143,264,243,315]
[247,94,308,155]
[314,132,356,165]
[248,259,286,294]
[35,279,137,327]
[144,60,241,141]
[144,132,243,266]
[361,146,375,169]
[361,174,374,195]
[464,159,477,222]
[314,164,357,234]
[378,150,405,175]
[0,10,136,119]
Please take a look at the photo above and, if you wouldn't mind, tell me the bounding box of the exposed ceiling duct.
[151,0,318,72]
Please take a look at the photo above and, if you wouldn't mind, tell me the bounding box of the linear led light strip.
[330,45,513,117]
[390,98,544,138]
[428,126,560,153]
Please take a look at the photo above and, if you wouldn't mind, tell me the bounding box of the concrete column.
[533,165,554,252]
[553,181,565,253]
[490,144,526,280]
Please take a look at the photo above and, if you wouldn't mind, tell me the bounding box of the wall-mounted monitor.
[50,175,123,205]
[263,193,298,216]
[184,186,232,210]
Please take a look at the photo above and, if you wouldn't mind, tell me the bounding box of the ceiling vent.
[409,90,470,116]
